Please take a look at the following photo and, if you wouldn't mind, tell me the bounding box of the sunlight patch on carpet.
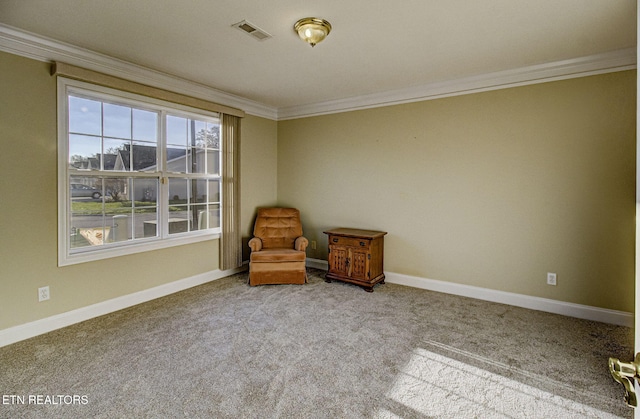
[382,346,623,418]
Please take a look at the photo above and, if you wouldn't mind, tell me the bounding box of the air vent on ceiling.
[232,20,272,41]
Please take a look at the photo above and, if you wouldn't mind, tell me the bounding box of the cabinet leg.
[324,277,332,283]
[364,287,374,293]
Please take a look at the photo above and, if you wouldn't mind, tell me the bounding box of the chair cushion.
[250,248,306,263]
[253,208,303,249]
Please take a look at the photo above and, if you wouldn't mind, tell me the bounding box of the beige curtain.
[220,114,242,270]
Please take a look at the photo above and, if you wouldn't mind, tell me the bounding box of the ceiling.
[0,0,636,116]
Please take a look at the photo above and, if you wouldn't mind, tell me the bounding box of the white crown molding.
[0,23,278,120]
[0,23,635,122]
[278,48,637,120]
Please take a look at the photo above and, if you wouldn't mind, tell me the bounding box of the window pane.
[169,178,189,233]
[104,139,130,171]
[70,197,106,248]
[99,177,129,202]
[191,120,206,146]
[70,176,103,200]
[165,145,186,173]
[103,103,131,139]
[207,150,220,175]
[138,211,159,238]
[132,141,157,171]
[69,134,101,170]
[107,208,130,243]
[169,178,188,203]
[208,179,220,203]
[186,148,204,175]
[168,209,189,235]
[192,179,207,203]
[208,123,220,149]
[196,122,219,149]
[211,204,221,228]
[71,222,108,248]
[192,204,207,231]
[132,178,158,204]
[104,176,133,243]
[167,115,187,145]
[206,204,221,229]
[69,96,101,136]
[132,178,158,239]
[186,147,199,174]
[132,109,158,142]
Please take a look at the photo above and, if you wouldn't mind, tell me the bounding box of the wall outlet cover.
[38,286,50,302]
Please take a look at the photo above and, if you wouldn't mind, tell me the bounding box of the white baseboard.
[385,272,633,327]
[1,262,631,348]
[307,259,632,326]
[306,258,329,270]
[0,266,247,348]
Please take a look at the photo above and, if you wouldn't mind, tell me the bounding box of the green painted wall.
[0,48,635,333]
[277,71,636,312]
[241,114,279,259]
[0,52,278,330]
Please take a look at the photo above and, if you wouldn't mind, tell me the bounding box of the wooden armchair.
[248,208,308,286]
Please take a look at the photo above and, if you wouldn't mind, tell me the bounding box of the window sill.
[58,231,221,267]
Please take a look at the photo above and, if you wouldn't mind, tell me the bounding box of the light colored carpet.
[0,268,633,418]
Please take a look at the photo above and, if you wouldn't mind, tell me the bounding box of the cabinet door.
[329,246,349,276]
[349,249,370,280]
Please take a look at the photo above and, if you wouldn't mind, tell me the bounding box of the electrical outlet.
[547,273,557,286]
[311,240,317,250]
[38,286,50,302]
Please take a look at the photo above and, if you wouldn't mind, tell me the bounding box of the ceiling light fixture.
[294,17,332,47]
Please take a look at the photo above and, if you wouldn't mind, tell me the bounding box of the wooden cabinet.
[324,228,387,292]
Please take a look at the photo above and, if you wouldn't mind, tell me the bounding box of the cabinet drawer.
[329,236,370,248]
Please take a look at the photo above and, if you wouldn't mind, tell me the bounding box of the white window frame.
[57,77,221,266]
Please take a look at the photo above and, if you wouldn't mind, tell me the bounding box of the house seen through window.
[59,79,222,265]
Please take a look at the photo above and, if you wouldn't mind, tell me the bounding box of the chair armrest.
[248,237,263,252]
[295,236,309,252]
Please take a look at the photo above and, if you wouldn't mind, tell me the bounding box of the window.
[58,78,222,265]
